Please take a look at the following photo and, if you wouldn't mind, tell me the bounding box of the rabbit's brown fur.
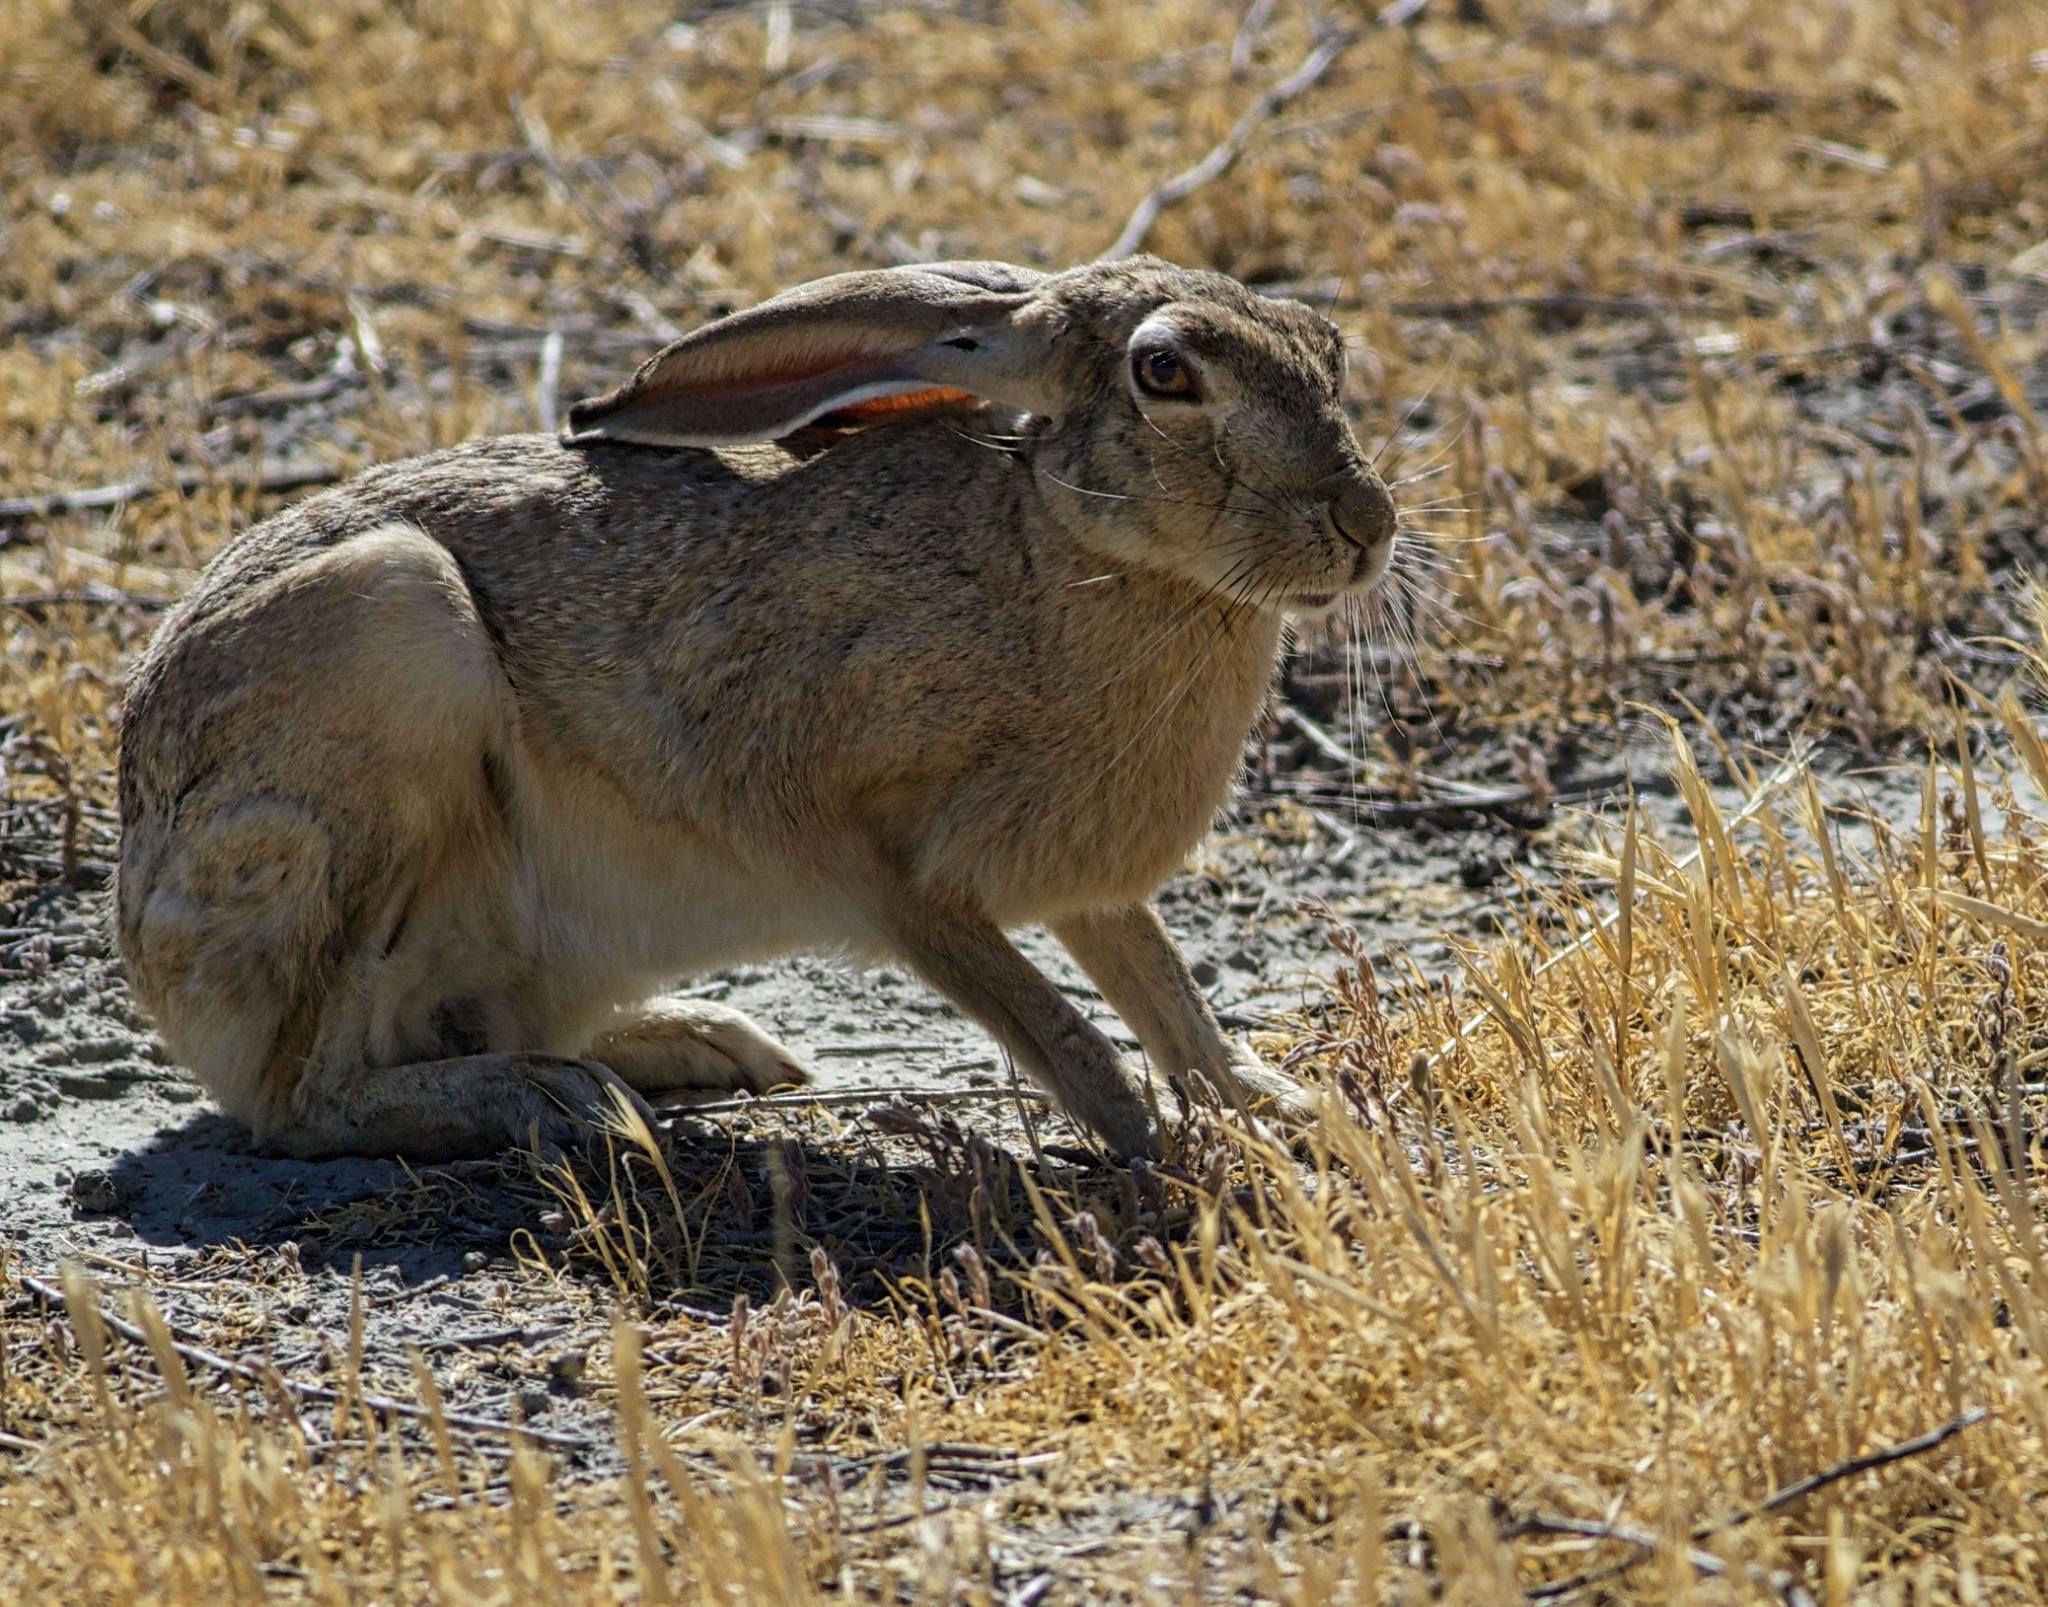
[116,257,1396,1159]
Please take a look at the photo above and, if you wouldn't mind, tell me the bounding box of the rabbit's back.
[128,430,1032,856]
[126,423,1277,923]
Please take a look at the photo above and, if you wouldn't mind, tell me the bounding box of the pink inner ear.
[568,332,988,444]
[684,346,889,396]
[810,386,979,428]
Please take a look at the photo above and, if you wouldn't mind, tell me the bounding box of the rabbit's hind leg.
[268,1051,653,1160]
[585,999,810,1097]
[119,521,600,1160]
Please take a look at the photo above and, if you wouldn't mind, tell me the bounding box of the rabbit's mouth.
[1282,532,1392,615]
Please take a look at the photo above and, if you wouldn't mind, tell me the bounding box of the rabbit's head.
[565,256,1395,616]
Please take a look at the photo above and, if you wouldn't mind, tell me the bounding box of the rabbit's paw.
[509,1058,662,1155]
[588,999,811,1097]
[1161,1053,1317,1146]
[1225,1052,1317,1125]
[1066,1061,1166,1161]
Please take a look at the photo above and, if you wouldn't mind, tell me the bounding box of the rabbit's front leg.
[1051,902,1312,1127]
[877,893,1162,1157]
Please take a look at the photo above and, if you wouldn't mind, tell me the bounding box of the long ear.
[562,261,1056,448]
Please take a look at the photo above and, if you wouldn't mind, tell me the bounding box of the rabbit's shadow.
[102,1111,474,1286]
[98,1106,1073,1307]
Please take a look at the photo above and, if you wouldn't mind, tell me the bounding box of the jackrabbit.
[116,256,1397,1160]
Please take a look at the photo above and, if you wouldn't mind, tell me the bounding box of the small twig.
[1391,293,1671,323]
[1101,28,1359,260]
[0,459,345,522]
[839,1441,1058,1471]
[660,1086,1054,1119]
[410,1323,571,1354]
[1278,700,1362,768]
[372,1271,458,1308]
[1522,1409,1991,1600]
[839,1502,943,1536]
[812,1041,957,1058]
[21,1274,591,1452]
[1715,1408,1989,1531]
[203,372,362,422]
[1505,1512,1727,1582]
[1281,769,1646,806]
[1262,777,1562,827]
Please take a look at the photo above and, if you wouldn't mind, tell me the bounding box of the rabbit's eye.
[1133,347,1196,399]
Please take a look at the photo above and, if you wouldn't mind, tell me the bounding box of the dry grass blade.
[19,1273,592,1452]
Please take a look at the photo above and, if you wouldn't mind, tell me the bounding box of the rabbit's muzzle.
[1307,472,1397,603]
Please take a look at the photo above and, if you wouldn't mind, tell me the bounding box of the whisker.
[1032,464,1290,524]
[1372,357,1455,470]
[1375,589,1446,749]
[1380,413,1469,485]
[1036,466,1130,502]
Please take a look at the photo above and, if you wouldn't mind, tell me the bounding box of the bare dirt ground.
[6,0,2048,1600]
[2,712,1727,1564]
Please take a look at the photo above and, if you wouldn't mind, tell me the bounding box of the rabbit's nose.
[1325,474,1396,552]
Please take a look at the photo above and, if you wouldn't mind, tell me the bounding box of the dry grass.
[5,0,2048,1600]
[8,642,2048,1599]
